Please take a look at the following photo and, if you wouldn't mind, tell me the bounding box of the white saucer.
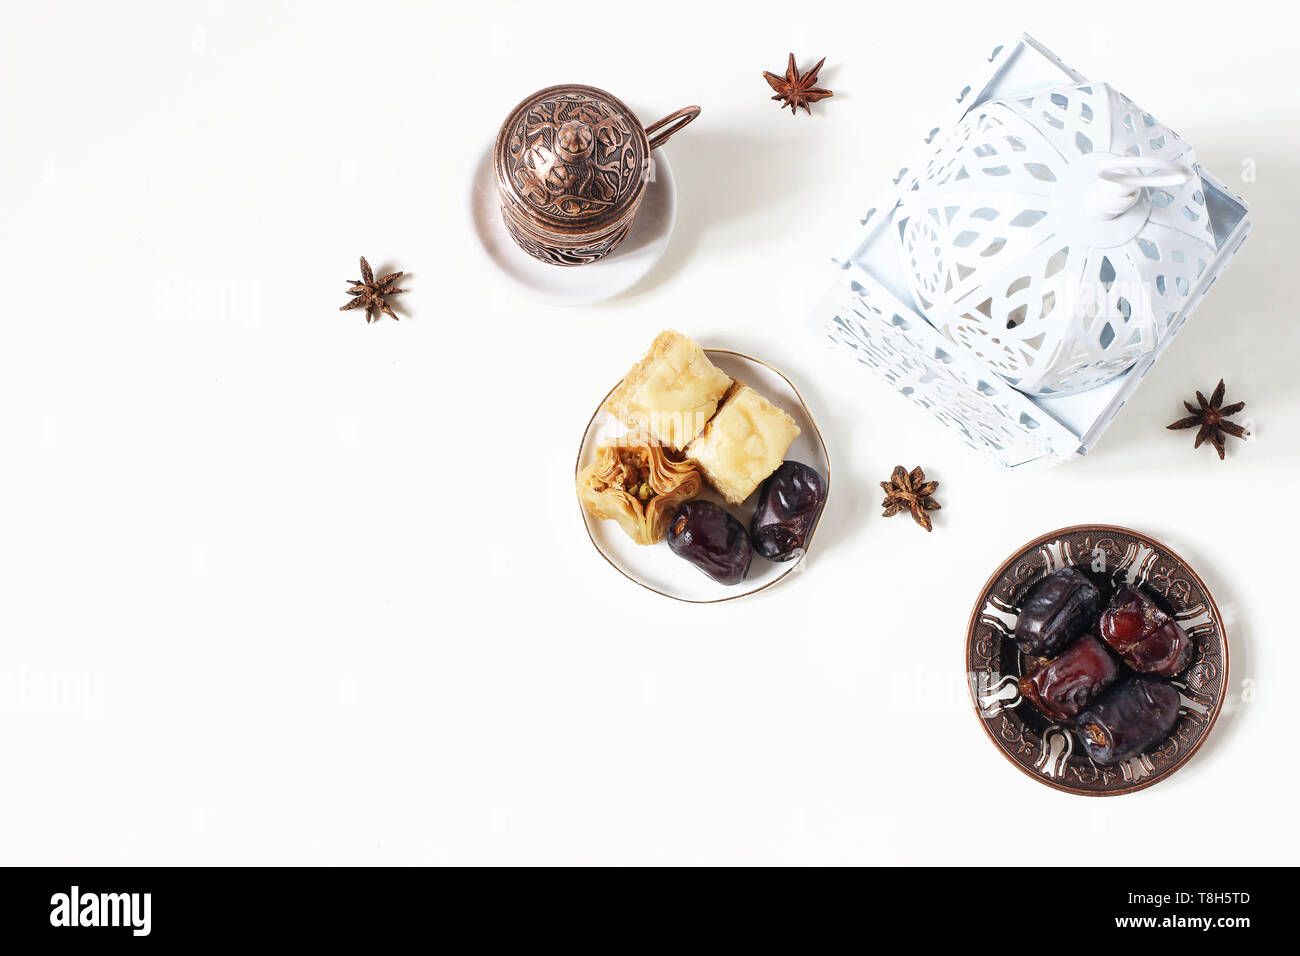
[576,350,831,603]
[468,144,677,307]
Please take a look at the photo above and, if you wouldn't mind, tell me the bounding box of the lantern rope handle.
[1086,155,1195,218]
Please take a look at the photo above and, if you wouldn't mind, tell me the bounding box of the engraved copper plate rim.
[575,349,830,605]
[965,524,1228,796]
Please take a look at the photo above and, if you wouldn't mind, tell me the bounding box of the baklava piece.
[688,382,800,505]
[603,330,732,451]
[576,433,704,545]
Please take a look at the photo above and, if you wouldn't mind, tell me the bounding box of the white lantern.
[894,82,1217,396]
[811,35,1251,469]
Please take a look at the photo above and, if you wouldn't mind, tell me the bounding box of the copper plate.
[966,524,1228,795]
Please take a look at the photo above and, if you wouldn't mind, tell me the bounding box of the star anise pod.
[762,53,834,116]
[1166,379,1248,460]
[881,465,941,532]
[340,256,406,323]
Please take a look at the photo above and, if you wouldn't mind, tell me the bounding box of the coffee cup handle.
[645,106,700,151]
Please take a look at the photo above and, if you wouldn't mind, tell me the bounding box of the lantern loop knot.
[1086,155,1194,219]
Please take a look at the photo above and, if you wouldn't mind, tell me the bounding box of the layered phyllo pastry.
[688,382,799,505]
[576,433,704,545]
[603,330,732,451]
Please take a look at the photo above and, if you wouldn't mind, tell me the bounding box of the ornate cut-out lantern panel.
[812,35,1250,469]
[895,82,1217,396]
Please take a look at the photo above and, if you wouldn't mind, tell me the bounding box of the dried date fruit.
[666,500,753,585]
[1018,633,1120,722]
[749,461,826,562]
[1075,676,1181,764]
[1013,567,1101,657]
[1099,586,1194,677]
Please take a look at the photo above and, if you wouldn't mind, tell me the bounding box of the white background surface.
[2,0,1297,865]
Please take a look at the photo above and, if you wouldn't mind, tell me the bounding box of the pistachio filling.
[587,452,658,504]
[616,451,656,504]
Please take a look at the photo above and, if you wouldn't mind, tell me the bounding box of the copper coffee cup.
[494,84,699,266]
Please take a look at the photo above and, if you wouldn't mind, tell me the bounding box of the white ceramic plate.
[576,350,830,603]
[468,144,677,308]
